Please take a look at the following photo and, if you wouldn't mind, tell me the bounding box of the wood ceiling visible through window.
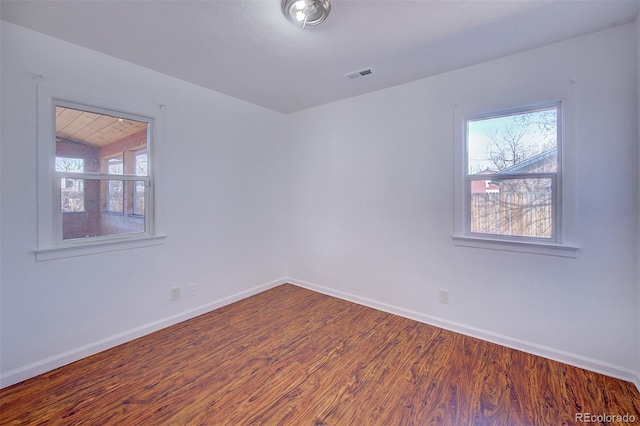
[55,106,147,148]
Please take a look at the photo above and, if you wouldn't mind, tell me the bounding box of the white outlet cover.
[188,283,197,296]
[171,287,181,301]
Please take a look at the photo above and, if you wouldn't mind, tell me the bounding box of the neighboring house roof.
[473,168,498,175]
[470,149,556,193]
[496,148,557,175]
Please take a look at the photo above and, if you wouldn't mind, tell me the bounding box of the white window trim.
[35,83,166,261]
[453,89,578,258]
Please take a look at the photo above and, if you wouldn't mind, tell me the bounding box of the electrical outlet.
[188,283,197,296]
[171,287,181,301]
[439,290,449,305]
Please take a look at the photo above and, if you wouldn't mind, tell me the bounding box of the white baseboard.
[288,278,640,392]
[4,277,638,394]
[0,277,287,389]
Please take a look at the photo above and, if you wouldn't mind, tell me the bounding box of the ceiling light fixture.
[282,0,331,29]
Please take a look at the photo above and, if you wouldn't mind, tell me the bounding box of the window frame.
[453,91,578,258]
[36,84,165,261]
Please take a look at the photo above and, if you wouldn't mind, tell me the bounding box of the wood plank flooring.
[1,284,639,425]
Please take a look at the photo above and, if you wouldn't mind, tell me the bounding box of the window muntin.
[53,102,152,242]
[464,104,560,242]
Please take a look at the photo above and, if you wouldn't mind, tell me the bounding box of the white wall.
[0,22,288,386]
[288,23,640,383]
[637,16,640,391]
[1,19,639,389]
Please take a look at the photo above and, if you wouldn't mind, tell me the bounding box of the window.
[466,105,559,240]
[453,94,578,257]
[36,84,164,260]
[54,104,150,241]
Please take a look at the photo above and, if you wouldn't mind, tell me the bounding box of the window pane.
[134,181,145,215]
[133,151,147,215]
[105,156,124,213]
[107,156,123,175]
[56,157,85,212]
[62,178,145,240]
[469,178,553,238]
[468,107,557,175]
[106,180,124,213]
[60,178,85,212]
[55,157,84,173]
[135,151,148,176]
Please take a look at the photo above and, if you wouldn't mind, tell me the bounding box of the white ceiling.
[2,0,638,113]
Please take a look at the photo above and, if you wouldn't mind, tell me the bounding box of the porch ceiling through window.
[55,107,147,147]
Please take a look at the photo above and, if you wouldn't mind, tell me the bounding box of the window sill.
[452,235,578,258]
[35,234,167,261]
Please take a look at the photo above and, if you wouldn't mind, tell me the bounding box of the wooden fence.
[470,191,552,238]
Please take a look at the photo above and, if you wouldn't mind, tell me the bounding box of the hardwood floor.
[1,284,639,425]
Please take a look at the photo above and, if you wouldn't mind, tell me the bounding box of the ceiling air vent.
[343,67,376,80]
